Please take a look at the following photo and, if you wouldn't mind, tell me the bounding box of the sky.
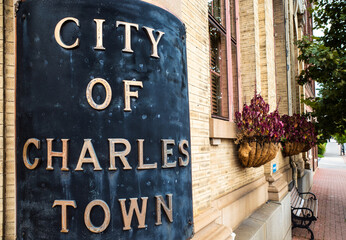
[312,27,325,97]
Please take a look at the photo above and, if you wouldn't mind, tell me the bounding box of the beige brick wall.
[181,0,212,215]
[278,152,291,175]
[273,0,289,115]
[0,0,4,238]
[1,0,16,239]
[210,140,264,196]
[239,0,260,104]
[259,0,277,110]
[264,148,290,177]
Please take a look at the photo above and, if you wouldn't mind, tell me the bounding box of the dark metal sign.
[16,0,193,239]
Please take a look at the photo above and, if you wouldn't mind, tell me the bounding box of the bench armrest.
[299,192,317,200]
[292,207,317,219]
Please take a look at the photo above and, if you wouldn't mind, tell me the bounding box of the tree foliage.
[333,131,346,144]
[297,0,346,142]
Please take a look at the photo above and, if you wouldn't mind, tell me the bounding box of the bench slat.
[296,199,305,217]
[291,188,318,218]
[291,188,302,208]
[315,200,318,217]
[303,199,318,217]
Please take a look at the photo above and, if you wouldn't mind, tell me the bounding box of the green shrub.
[318,143,327,157]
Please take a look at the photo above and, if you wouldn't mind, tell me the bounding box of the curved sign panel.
[16,0,193,239]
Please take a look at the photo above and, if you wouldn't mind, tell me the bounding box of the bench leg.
[292,218,315,240]
[307,227,314,240]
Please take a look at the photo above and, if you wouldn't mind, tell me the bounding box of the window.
[208,0,240,120]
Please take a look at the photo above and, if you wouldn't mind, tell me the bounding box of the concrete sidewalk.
[292,142,346,240]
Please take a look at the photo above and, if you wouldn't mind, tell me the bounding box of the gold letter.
[86,78,112,110]
[155,194,173,225]
[23,138,40,170]
[119,197,148,230]
[46,138,69,171]
[84,200,110,233]
[143,26,165,58]
[54,17,80,49]
[75,139,102,171]
[94,19,105,50]
[108,139,132,170]
[116,21,139,53]
[52,200,77,233]
[137,139,157,170]
[161,139,176,168]
[179,140,190,166]
[123,80,143,112]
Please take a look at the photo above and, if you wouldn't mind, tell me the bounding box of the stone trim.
[234,192,291,240]
[209,118,238,139]
[193,177,268,238]
[194,207,221,233]
[216,176,266,209]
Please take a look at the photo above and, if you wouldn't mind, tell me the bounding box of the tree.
[333,131,346,144]
[297,0,345,143]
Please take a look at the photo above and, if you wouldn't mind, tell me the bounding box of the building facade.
[0,0,316,239]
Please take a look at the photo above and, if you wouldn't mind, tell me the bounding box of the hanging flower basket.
[282,142,306,156]
[302,144,312,152]
[281,114,317,156]
[235,94,284,168]
[238,141,279,168]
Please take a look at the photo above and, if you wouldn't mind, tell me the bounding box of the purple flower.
[235,94,285,143]
[280,114,317,147]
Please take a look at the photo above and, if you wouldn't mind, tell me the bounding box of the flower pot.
[302,145,312,152]
[282,142,306,156]
[238,141,279,168]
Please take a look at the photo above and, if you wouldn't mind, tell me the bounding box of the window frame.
[208,0,242,122]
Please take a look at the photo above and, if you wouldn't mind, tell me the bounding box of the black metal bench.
[291,187,318,239]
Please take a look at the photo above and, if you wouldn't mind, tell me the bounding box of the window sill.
[209,117,238,140]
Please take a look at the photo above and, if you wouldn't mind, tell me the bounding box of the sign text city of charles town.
[22,17,189,233]
[16,1,193,239]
